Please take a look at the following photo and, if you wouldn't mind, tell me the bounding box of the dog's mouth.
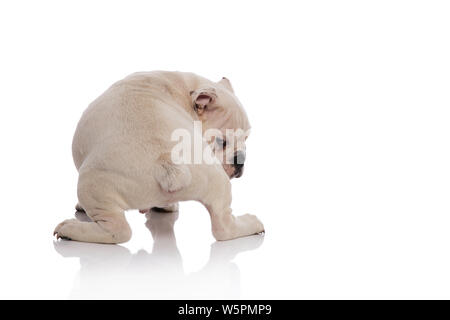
[223,164,243,179]
[227,165,243,179]
[233,166,244,178]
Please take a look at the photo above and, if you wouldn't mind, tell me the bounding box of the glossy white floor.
[1,1,450,299]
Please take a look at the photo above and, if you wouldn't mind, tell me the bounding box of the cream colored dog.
[54,71,264,244]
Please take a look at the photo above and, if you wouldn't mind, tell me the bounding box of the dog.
[54,71,264,244]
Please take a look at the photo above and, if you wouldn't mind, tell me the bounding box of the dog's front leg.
[198,168,264,241]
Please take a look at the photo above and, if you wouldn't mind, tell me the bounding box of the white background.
[0,0,449,299]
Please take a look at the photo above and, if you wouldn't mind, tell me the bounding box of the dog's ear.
[218,77,234,93]
[190,88,217,116]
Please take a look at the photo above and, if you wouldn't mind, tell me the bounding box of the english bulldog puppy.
[54,71,264,244]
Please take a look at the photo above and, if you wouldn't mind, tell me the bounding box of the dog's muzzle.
[233,150,246,178]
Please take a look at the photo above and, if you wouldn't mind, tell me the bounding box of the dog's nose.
[233,151,246,169]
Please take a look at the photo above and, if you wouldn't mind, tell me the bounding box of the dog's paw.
[213,214,265,241]
[240,214,265,235]
[53,219,79,240]
[145,209,179,235]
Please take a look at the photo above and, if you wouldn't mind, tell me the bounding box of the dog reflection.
[53,209,264,299]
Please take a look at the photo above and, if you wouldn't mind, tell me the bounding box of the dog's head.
[190,77,250,179]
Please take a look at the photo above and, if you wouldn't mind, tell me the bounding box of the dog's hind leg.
[54,171,132,244]
[54,208,131,244]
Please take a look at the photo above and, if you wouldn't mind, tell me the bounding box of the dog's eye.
[216,137,226,148]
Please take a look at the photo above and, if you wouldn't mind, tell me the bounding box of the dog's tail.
[153,156,192,193]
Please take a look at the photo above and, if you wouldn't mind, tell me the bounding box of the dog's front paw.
[213,214,265,241]
[240,214,265,235]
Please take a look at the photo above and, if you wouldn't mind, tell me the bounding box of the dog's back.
[72,71,203,171]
